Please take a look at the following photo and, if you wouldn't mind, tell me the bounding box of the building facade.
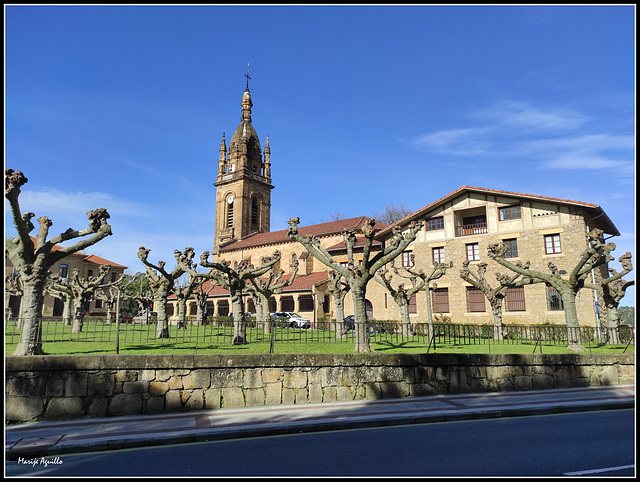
[5,244,128,319]
[167,84,620,328]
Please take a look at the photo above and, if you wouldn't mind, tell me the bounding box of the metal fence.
[4,317,635,352]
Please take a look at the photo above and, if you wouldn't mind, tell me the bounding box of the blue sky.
[5,5,635,306]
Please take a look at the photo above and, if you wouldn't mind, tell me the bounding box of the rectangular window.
[59,264,68,280]
[87,269,94,279]
[503,238,518,258]
[298,294,313,312]
[505,287,526,311]
[466,243,480,261]
[432,247,445,264]
[547,286,564,311]
[499,205,521,220]
[466,286,486,312]
[544,234,562,254]
[408,294,417,314]
[95,299,103,309]
[402,251,414,267]
[427,216,444,231]
[111,272,117,282]
[433,288,450,313]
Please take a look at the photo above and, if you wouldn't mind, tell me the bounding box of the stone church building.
[167,83,620,328]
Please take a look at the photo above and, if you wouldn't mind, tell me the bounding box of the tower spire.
[244,63,251,91]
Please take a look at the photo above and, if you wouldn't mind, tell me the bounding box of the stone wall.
[5,353,634,423]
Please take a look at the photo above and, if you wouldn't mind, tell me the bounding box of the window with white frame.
[465,243,480,261]
[432,247,445,264]
[544,234,562,254]
[401,251,414,267]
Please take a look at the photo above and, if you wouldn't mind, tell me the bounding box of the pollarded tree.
[193,280,218,326]
[460,260,537,340]
[375,270,424,337]
[487,228,616,351]
[174,271,206,329]
[247,254,299,334]
[137,246,194,338]
[176,249,282,345]
[95,273,141,323]
[327,270,351,335]
[48,265,114,333]
[584,252,634,343]
[288,217,423,353]
[5,169,113,356]
[392,255,453,340]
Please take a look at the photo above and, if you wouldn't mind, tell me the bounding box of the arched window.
[251,196,260,232]
[226,194,234,228]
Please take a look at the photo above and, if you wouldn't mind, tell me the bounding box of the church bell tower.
[213,68,273,250]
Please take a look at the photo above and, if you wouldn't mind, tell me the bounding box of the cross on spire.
[245,63,251,90]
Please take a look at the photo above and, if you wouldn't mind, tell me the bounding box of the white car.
[271,312,311,329]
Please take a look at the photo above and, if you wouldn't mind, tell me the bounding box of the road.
[5,409,635,477]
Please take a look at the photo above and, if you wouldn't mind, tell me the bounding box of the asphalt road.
[5,409,635,477]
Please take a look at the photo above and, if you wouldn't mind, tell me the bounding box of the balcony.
[455,222,488,237]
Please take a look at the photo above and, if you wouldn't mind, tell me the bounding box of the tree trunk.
[424,287,435,343]
[333,291,347,336]
[351,285,371,353]
[399,300,411,338]
[177,298,187,329]
[155,294,170,338]
[604,302,621,344]
[231,295,246,345]
[71,299,85,334]
[195,300,206,326]
[12,276,47,356]
[63,297,73,326]
[256,293,270,334]
[561,290,584,351]
[490,299,505,341]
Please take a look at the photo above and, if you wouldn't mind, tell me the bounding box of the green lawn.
[5,319,634,356]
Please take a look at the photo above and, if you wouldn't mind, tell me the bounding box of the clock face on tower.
[227,194,234,204]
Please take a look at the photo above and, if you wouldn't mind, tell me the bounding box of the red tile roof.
[83,254,127,269]
[326,235,383,251]
[281,271,330,292]
[375,185,619,237]
[218,216,372,252]
[190,271,330,298]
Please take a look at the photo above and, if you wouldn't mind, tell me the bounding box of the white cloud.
[410,127,494,155]
[406,100,635,176]
[476,100,588,131]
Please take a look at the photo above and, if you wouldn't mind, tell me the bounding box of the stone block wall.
[5,353,634,423]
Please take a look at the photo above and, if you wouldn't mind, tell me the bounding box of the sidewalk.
[5,384,635,460]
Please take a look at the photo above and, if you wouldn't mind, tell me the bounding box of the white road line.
[564,464,634,476]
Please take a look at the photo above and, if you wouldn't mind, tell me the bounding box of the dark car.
[343,315,355,330]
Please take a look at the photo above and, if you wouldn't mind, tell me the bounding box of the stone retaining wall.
[5,353,634,423]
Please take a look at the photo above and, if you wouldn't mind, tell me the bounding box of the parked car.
[271,312,311,329]
[132,311,158,324]
[343,315,355,331]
